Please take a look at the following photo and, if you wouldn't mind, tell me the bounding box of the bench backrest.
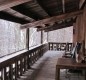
[72,42,82,58]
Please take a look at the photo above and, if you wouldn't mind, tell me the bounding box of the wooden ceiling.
[0,0,85,31]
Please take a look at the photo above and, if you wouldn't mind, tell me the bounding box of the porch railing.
[0,42,73,80]
[0,43,48,80]
[49,42,73,51]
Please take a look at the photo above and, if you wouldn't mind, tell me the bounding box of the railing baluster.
[18,60,21,77]
[4,67,7,80]
[24,56,27,72]
[49,43,50,50]
[15,61,18,79]
[0,69,3,80]
[9,65,13,80]
[20,59,23,76]
[27,54,31,69]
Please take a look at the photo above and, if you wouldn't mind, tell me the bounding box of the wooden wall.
[73,5,86,56]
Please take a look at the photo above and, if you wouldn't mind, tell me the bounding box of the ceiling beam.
[12,4,44,20]
[35,0,50,17]
[12,0,50,20]
[3,8,34,22]
[79,0,85,9]
[37,19,74,31]
[0,11,30,24]
[21,10,83,29]
[37,0,51,16]
[44,21,73,32]
[0,0,32,11]
[37,24,53,31]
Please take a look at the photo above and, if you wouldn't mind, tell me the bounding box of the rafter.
[0,0,32,11]
[0,11,30,24]
[35,0,50,17]
[44,21,73,32]
[21,10,83,29]
[37,0,51,16]
[37,22,57,31]
[12,1,49,20]
[3,8,34,22]
[37,19,74,31]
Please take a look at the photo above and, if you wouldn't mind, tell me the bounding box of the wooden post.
[26,28,29,50]
[55,65,60,80]
[47,32,48,42]
[15,61,18,79]
[73,23,76,44]
[9,65,13,80]
[41,31,43,44]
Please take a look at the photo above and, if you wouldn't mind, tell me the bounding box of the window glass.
[43,31,48,44]
[48,26,73,43]
[29,28,41,47]
[0,19,26,57]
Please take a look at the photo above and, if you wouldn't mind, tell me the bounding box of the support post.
[26,28,29,50]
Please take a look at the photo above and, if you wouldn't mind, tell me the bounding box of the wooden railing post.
[49,42,50,50]
[9,65,13,80]
[4,67,7,80]
[26,28,29,50]
[0,69,3,80]
[15,61,18,80]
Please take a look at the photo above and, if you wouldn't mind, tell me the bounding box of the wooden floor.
[18,51,85,80]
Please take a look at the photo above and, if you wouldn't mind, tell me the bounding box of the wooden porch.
[4,50,84,80]
[0,0,86,80]
[0,43,85,80]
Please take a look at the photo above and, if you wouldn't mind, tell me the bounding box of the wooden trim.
[0,0,32,11]
[21,10,83,29]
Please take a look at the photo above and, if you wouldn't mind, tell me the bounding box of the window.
[48,26,73,43]
[0,19,26,57]
[43,31,48,44]
[29,28,41,47]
